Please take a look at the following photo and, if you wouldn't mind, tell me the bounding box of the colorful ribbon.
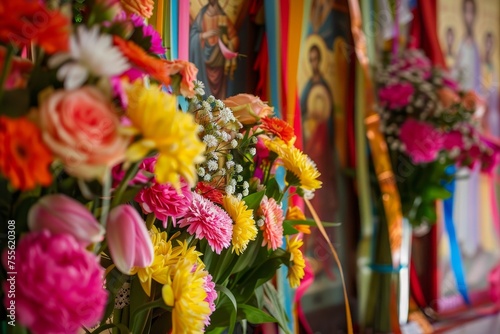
[443,165,471,304]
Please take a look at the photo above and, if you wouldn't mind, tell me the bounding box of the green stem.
[130,299,171,332]
[111,162,140,207]
[0,44,15,104]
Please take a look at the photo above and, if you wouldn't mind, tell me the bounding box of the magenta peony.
[442,130,464,151]
[2,231,107,334]
[106,204,154,274]
[378,82,414,109]
[28,194,104,246]
[135,157,192,226]
[399,119,444,164]
[178,192,233,254]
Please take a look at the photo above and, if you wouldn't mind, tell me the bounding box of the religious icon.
[189,0,250,99]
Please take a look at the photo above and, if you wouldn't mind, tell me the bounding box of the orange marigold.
[120,0,154,18]
[260,117,296,145]
[0,116,53,190]
[113,36,172,86]
[0,1,69,53]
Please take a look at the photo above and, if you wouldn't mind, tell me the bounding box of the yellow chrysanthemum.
[286,206,311,234]
[286,236,306,288]
[131,226,202,296]
[265,138,322,191]
[223,195,258,255]
[125,82,205,187]
[162,258,211,334]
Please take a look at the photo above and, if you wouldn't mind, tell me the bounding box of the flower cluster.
[376,49,500,226]
[0,1,321,333]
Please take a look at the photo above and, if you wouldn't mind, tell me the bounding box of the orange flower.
[462,91,483,111]
[0,116,53,190]
[113,36,172,86]
[168,60,199,98]
[0,1,69,53]
[260,117,296,145]
[437,87,460,109]
[286,206,311,234]
[120,0,154,18]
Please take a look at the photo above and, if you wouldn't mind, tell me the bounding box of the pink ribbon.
[177,1,189,60]
[294,259,315,334]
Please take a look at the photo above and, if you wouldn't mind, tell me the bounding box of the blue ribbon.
[443,165,470,304]
[170,0,179,60]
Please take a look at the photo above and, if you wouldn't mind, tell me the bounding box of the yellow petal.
[162,284,175,306]
[126,140,156,162]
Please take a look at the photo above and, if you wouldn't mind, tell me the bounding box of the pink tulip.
[28,194,105,246]
[106,205,154,274]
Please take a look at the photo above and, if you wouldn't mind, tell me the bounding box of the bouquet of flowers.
[376,49,500,227]
[0,1,323,333]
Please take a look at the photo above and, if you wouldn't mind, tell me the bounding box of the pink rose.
[378,82,414,109]
[223,94,274,125]
[2,231,107,334]
[39,87,130,181]
[28,194,104,246]
[399,119,444,163]
[106,205,154,274]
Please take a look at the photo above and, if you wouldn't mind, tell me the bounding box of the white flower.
[210,152,219,161]
[207,160,218,171]
[231,139,238,148]
[257,219,264,227]
[225,184,235,195]
[303,189,315,200]
[197,167,206,177]
[48,25,129,90]
[195,80,205,89]
[219,168,226,176]
[242,189,249,196]
[202,101,212,112]
[215,100,224,108]
[203,174,212,182]
[251,137,258,144]
[194,80,205,95]
[249,148,256,156]
[236,133,244,139]
[219,107,235,123]
[221,132,231,142]
[243,181,249,189]
[207,95,215,104]
[203,135,218,147]
[197,124,205,133]
[226,161,235,169]
[236,193,243,200]
[235,164,243,173]
[237,175,243,182]
[230,179,237,186]
[191,96,199,104]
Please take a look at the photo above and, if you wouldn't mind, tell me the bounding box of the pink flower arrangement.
[28,194,104,246]
[178,192,233,254]
[399,119,444,163]
[106,204,154,274]
[2,231,107,334]
[135,156,192,226]
[259,196,284,250]
[378,82,415,109]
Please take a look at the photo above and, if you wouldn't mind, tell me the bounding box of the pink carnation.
[259,196,284,250]
[178,192,233,254]
[399,119,444,164]
[3,231,107,334]
[378,82,414,109]
[203,273,217,325]
[135,157,192,226]
[442,130,464,150]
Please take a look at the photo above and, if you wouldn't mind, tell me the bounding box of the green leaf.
[265,178,281,200]
[216,285,238,333]
[243,190,265,210]
[422,185,451,200]
[282,221,300,235]
[262,282,292,334]
[283,219,340,227]
[238,304,278,324]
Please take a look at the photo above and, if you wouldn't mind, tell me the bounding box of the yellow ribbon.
[305,199,353,334]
